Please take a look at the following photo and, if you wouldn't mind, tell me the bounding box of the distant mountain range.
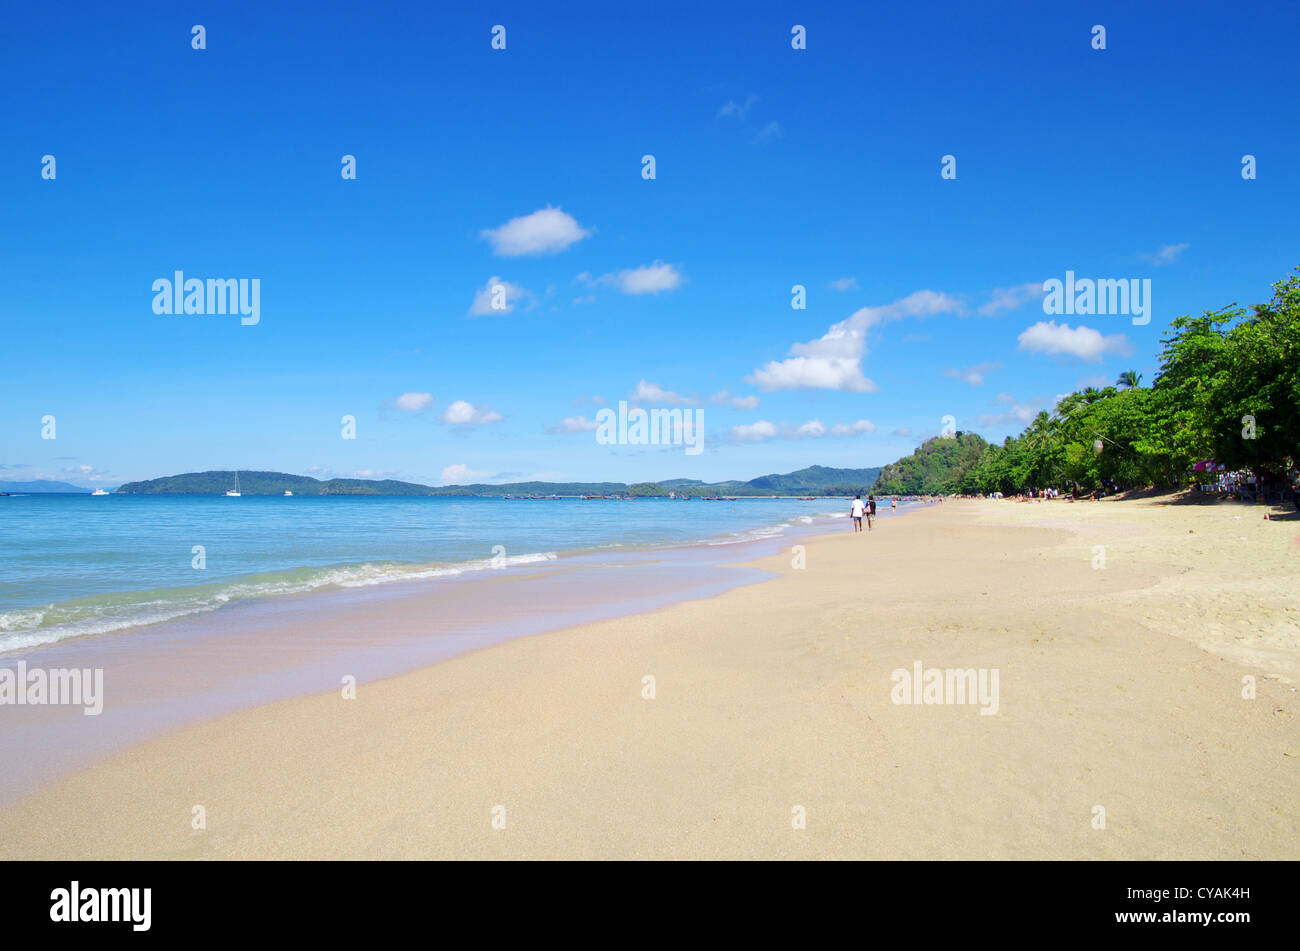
[0,479,110,493]
[113,465,885,497]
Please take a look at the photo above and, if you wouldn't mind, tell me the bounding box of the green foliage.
[628,482,670,497]
[872,432,990,494]
[957,266,1300,494]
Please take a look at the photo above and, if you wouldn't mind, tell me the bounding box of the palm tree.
[1081,386,1104,404]
[1116,370,1142,389]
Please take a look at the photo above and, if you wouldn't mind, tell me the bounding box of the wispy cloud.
[977,398,1046,427]
[752,121,782,143]
[728,418,875,443]
[717,94,759,119]
[943,361,1001,386]
[730,420,778,442]
[1140,242,1188,266]
[710,389,760,410]
[545,415,600,434]
[581,262,683,296]
[829,277,858,292]
[393,392,435,412]
[979,281,1044,316]
[629,379,698,406]
[441,463,493,485]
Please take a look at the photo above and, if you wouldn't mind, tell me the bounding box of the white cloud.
[630,379,697,406]
[977,400,1045,427]
[730,418,873,442]
[710,389,760,410]
[994,392,1016,405]
[1017,320,1133,362]
[979,281,1044,316]
[481,207,591,257]
[943,361,1001,386]
[717,94,759,119]
[829,277,858,292]
[590,259,686,293]
[891,427,912,437]
[394,392,434,412]
[747,290,962,392]
[469,276,532,316]
[546,415,600,434]
[753,121,783,143]
[730,420,778,442]
[1140,242,1188,266]
[830,419,876,436]
[440,400,503,425]
[441,464,492,485]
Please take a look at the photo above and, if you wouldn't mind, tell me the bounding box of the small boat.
[284,490,293,496]
[225,471,242,497]
[91,488,109,496]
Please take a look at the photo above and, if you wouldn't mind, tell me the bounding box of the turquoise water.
[0,493,850,652]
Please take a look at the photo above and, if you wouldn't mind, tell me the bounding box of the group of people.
[849,493,895,532]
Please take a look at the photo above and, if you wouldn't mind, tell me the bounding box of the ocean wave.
[0,551,558,653]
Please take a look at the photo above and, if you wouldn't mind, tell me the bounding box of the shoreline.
[0,508,869,805]
[0,496,859,656]
[1,498,1295,859]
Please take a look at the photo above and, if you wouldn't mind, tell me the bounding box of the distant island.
[0,479,115,494]
[112,465,885,498]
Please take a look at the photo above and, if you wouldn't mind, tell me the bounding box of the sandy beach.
[1,498,1296,860]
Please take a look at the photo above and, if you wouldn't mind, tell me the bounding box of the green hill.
[745,464,882,493]
[870,432,989,495]
[115,465,886,497]
[115,471,434,496]
[0,479,101,493]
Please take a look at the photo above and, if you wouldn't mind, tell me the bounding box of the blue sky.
[3,1,1297,487]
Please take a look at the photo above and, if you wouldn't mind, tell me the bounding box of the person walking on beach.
[867,494,877,531]
[850,495,865,532]
[891,497,897,515]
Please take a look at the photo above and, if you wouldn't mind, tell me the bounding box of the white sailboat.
[284,490,293,496]
[225,471,241,497]
[91,488,109,496]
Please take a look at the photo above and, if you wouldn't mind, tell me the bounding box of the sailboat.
[225,471,241,497]
[91,488,109,496]
[284,490,293,496]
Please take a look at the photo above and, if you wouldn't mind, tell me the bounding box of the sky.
[2,1,1298,488]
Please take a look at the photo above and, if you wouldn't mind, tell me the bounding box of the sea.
[0,493,861,654]
[0,492,912,800]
